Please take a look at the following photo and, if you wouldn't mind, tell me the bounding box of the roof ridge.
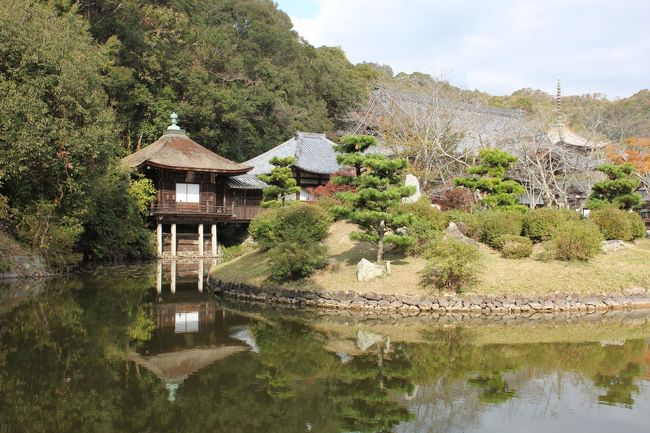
[295,131,327,138]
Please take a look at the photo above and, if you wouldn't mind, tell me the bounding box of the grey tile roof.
[225,175,268,190]
[243,132,341,176]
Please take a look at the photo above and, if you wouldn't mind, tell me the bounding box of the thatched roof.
[128,345,248,384]
[122,129,252,174]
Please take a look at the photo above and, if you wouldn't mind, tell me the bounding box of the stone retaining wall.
[209,278,650,315]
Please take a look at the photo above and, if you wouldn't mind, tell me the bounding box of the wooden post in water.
[156,223,163,257]
[198,224,204,256]
[211,224,217,256]
[171,223,177,257]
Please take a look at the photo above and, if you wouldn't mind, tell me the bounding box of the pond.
[1,261,649,433]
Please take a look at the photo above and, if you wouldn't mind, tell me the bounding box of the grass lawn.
[211,221,650,296]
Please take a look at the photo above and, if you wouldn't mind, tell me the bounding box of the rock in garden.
[401,174,421,204]
[601,240,628,252]
[444,222,479,248]
[356,258,385,282]
[325,258,338,271]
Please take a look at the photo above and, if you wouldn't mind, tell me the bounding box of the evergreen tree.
[587,163,642,210]
[454,148,525,209]
[335,134,378,176]
[257,157,300,207]
[333,136,414,264]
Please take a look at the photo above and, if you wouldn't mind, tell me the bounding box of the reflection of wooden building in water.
[122,113,264,258]
[131,272,254,401]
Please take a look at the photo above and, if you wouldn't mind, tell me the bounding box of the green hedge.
[420,238,482,293]
[495,235,533,259]
[551,220,603,261]
[481,210,524,248]
[523,208,579,242]
[402,198,447,255]
[590,208,645,241]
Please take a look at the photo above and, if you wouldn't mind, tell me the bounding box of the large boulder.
[445,222,479,248]
[401,174,422,204]
[602,240,628,253]
[356,258,385,282]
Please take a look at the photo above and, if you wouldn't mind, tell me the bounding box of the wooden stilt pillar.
[156,223,163,257]
[198,259,204,293]
[171,223,177,257]
[156,261,162,294]
[198,224,204,256]
[211,224,217,256]
[170,260,176,294]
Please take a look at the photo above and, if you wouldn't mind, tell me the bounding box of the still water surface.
[1,262,649,433]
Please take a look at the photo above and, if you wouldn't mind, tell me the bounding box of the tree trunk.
[377,220,385,264]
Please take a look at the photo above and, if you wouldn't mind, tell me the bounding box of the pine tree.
[333,136,414,264]
[257,157,300,207]
[587,163,642,210]
[454,148,525,209]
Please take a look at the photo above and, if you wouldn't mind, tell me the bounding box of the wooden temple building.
[122,113,265,257]
[123,115,344,257]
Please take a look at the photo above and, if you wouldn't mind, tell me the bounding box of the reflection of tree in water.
[332,342,415,433]
[594,362,641,408]
[250,320,339,399]
[468,374,517,404]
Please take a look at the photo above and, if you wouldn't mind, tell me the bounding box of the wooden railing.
[150,202,264,221]
[151,203,233,216]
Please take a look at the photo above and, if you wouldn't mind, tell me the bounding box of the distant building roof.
[547,124,607,150]
[122,116,252,174]
[244,131,341,176]
[225,175,268,190]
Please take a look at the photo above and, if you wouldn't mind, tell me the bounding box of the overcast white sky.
[275,0,650,98]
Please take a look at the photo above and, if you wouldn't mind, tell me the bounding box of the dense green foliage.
[249,203,331,280]
[496,235,533,259]
[333,135,415,263]
[420,238,482,292]
[401,197,447,255]
[522,208,580,242]
[551,220,603,261]
[0,0,158,267]
[268,241,327,281]
[590,208,646,241]
[455,149,525,209]
[79,169,155,262]
[258,156,300,207]
[588,163,643,210]
[42,0,372,161]
[481,210,525,248]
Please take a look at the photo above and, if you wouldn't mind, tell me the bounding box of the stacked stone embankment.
[209,279,650,314]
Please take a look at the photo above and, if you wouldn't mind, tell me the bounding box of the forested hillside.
[44,0,374,161]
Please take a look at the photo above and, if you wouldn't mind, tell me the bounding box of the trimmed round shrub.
[248,208,281,249]
[630,212,647,239]
[444,210,484,241]
[402,197,447,255]
[269,241,327,281]
[589,207,643,241]
[420,238,482,293]
[495,235,533,259]
[523,208,580,242]
[481,210,524,248]
[249,203,332,249]
[551,220,603,261]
